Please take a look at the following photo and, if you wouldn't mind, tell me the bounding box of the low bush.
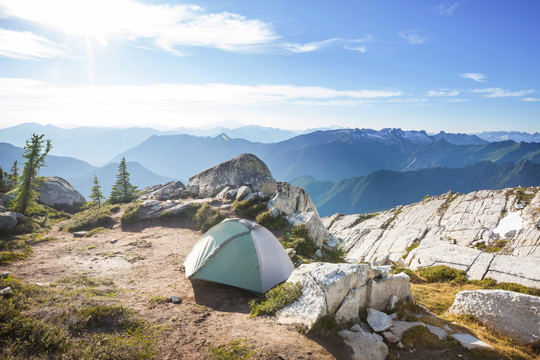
[255,210,289,231]
[61,204,116,232]
[280,224,315,258]
[233,198,267,220]
[417,265,468,284]
[321,245,346,263]
[390,266,423,284]
[120,202,142,225]
[249,282,302,317]
[194,203,226,232]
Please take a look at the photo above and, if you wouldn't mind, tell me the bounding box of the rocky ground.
[3,210,346,359]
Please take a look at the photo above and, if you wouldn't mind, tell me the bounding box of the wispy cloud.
[449,98,468,103]
[398,30,427,45]
[471,88,534,98]
[283,37,372,53]
[521,97,540,102]
[437,3,461,16]
[427,89,461,96]
[459,73,486,82]
[0,0,277,54]
[0,29,67,59]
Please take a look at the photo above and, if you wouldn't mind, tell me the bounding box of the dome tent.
[184,218,295,295]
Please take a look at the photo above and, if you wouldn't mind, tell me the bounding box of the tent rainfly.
[184,218,295,295]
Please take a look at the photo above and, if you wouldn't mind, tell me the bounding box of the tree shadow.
[189,278,255,314]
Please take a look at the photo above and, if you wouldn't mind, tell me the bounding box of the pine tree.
[89,175,105,210]
[10,160,19,184]
[0,166,8,193]
[109,158,137,204]
[11,134,51,215]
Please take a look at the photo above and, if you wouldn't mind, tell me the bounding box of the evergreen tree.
[10,160,19,184]
[89,175,105,210]
[109,158,137,204]
[0,166,8,193]
[11,134,51,215]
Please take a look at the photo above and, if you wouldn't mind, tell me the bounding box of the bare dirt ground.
[4,212,348,359]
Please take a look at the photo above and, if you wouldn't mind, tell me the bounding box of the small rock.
[0,272,9,279]
[339,330,388,360]
[351,324,364,333]
[424,324,447,340]
[285,248,296,259]
[171,296,183,304]
[367,308,393,332]
[313,249,323,259]
[110,238,118,244]
[443,324,453,333]
[236,186,252,201]
[389,321,426,339]
[451,333,493,350]
[35,283,50,287]
[0,287,13,296]
[73,231,88,238]
[383,331,400,343]
[351,322,371,333]
[386,295,400,313]
[396,342,404,349]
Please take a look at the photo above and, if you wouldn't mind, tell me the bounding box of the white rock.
[287,211,329,248]
[386,294,400,313]
[277,263,370,328]
[367,273,412,311]
[367,308,393,332]
[447,289,540,345]
[216,186,231,200]
[313,249,323,259]
[493,211,523,237]
[451,333,493,350]
[38,176,85,209]
[335,287,362,324]
[389,321,426,339]
[338,330,388,360]
[285,248,296,259]
[236,185,252,201]
[424,324,447,340]
[383,331,400,343]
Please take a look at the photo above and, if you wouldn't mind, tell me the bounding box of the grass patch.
[321,245,346,263]
[149,296,169,305]
[401,325,456,348]
[0,236,32,264]
[255,209,289,231]
[208,338,256,360]
[60,203,117,232]
[280,224,316,258]
[390,266,423,284]
[249,282,302,317]
[437,193,460,215]
[194,203,226,232]
[310,315,340,336]
[401,239,420,259]
[0,275,156,360]
[83,226,109,237]
[233,198,268,220]
[417,265,468,284]
[120,202,143,225]
[474,239,509,253]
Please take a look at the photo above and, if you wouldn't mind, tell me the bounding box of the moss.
[194,203,226,232]
[475,239,509,253]
[208,338,256,360]
[401,239,420,259]
[249,282,302,317]
[280,224,316,258]
[401,325,458,348]
[83,226,109,237]
[255,210,289,231]
[310,315,340,335]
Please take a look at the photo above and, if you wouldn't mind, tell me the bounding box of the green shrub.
[417,265,468,284]
[195,203,226,232]
[120,202,142,225]
[249,282,302,317]
[208,338,256,360]
[280,224,315,258]
[255,210,289,231]
[390,266,423,284]
[402,240,420,259]
[322,245,346,263]
[311,315,340,335]
[233,198,267,220]
[60,204,116,232]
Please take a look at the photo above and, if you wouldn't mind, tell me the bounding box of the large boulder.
[276,263,370,327]
[366,272,413,311]
[38,177,85,211]
[137,181,186,201]
[447,289,540,346]
[187,154,274,198]
[338,329,388,360]
[0,211,23,230]
[267,182,329,247]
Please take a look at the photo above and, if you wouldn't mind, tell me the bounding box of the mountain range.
[292,160,540,216]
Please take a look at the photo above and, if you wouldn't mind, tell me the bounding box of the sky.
[0,0,539,132]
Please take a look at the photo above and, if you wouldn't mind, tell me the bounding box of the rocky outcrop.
[406,237,540,288]
[276,263,412,328]
[266,182,329,247]
[0,211,23,230]
[187,154,274,198]
[136,198,213,220]
[447,289,540,346]
[326,188,540,263]
[38,177,85,210]
[137,181,187,201]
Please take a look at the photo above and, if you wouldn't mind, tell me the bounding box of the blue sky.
[0,0,539,132]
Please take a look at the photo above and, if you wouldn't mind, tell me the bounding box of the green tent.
[184,218,294,294]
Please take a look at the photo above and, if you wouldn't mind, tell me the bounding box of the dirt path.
[4,215,344,359]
